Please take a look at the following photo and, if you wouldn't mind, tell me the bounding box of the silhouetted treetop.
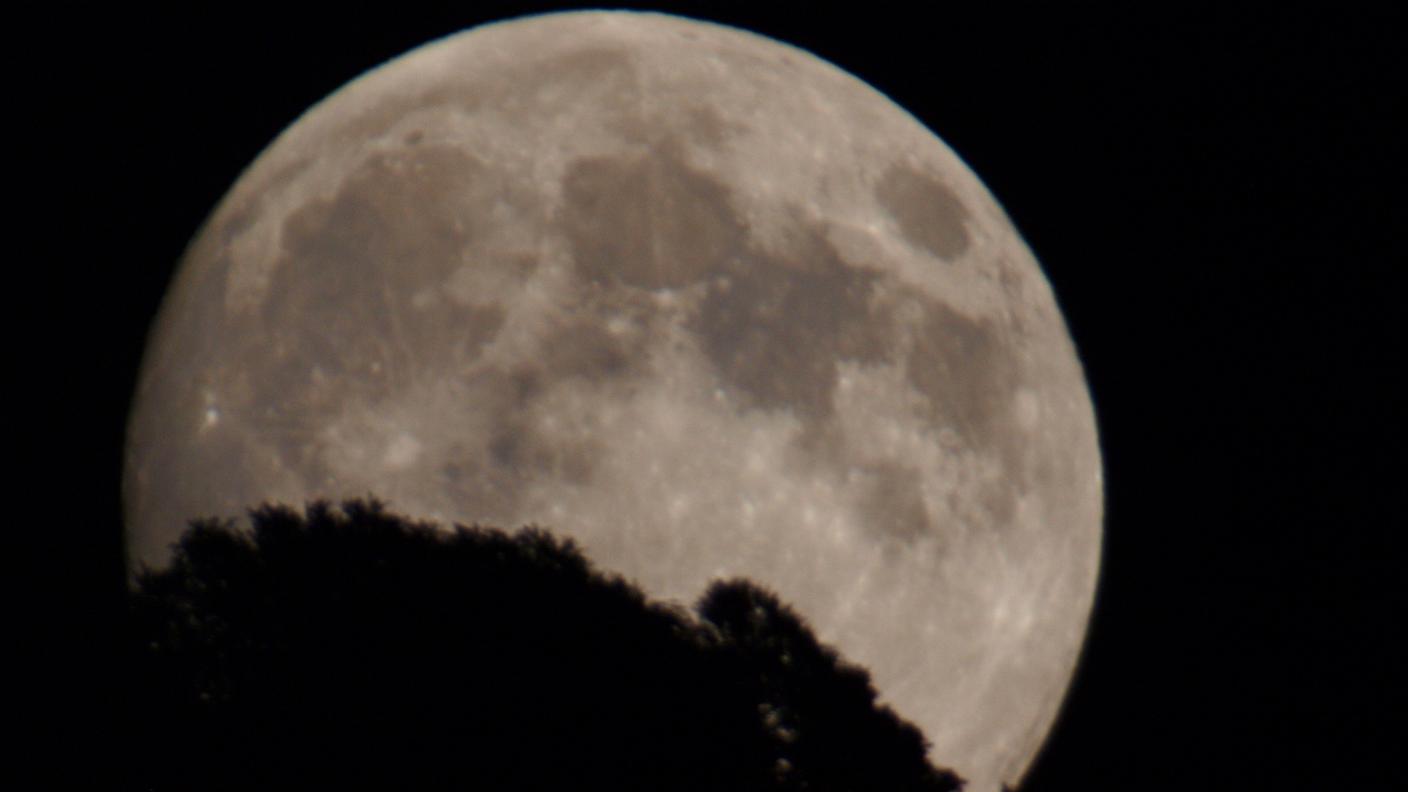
[125,499,962,792]
[700,579,954,791]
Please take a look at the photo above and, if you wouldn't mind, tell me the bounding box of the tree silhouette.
[700,580,962,792]
[124,499,963,791]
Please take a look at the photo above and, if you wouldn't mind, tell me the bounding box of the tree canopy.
[124,499,962,791]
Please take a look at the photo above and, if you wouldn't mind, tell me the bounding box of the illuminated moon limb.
[125,12,1102,791]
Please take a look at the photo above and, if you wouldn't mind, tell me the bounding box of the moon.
[124,11,1101,791]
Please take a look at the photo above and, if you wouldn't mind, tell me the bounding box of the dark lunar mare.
[554,135,1035,547]
[129,76,1040,565]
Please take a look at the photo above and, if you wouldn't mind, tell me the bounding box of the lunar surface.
[125,11,1102,792]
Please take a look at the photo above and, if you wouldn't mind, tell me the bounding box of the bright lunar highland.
[125,12,1103,792]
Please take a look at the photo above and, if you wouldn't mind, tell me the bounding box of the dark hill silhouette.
[125,499,962,791]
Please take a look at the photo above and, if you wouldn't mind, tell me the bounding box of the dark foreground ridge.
[125,499,963,791]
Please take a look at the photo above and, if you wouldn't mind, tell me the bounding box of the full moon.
[125,11,1101,791]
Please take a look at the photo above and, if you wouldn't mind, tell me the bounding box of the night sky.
[36,2,1401,788]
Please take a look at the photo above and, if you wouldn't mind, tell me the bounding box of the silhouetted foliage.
[125,499,962,791]
[700,580,960,792]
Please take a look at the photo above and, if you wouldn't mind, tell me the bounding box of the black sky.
[36,2,1402,788]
